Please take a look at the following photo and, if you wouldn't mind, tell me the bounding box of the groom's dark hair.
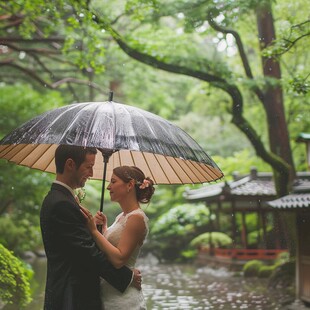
[55,145,97,173]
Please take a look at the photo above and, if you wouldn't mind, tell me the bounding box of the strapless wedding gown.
[101,209,149,310]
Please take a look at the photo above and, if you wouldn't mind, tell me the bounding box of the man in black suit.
[40,145,139,310]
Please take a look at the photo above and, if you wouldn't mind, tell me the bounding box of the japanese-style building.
[297,132,310,171]
[266,133,310,304]
[184,168,310,268]
[267,193,310,304]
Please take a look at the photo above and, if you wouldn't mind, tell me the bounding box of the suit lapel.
[51,183,79,209]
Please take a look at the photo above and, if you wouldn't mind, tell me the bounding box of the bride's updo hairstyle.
[113,166,155,204]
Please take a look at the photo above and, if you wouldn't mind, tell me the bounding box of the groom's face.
[71,153,96,189]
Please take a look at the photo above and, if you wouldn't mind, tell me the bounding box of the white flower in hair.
[139,179,151,189]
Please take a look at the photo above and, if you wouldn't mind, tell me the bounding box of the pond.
[3,255,298,310]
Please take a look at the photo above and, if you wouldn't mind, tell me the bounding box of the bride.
[81,166,155,309]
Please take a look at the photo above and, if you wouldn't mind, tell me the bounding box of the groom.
[40,145,139,310]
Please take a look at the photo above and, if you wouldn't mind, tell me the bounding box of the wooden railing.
[199,247,287,260]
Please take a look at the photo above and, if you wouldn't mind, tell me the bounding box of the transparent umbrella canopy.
[0,97,223,211]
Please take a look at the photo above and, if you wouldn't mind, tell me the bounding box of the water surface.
[3,255,295,310]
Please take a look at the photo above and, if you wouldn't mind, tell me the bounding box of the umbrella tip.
[108,91,113,101]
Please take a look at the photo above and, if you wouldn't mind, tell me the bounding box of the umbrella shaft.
[99,167,106,213]
[99,151,112,212]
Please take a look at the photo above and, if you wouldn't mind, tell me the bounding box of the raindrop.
[19,51,26,59]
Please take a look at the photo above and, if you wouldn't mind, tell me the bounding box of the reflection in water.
[3,255,295,310]
[140,255,285,310]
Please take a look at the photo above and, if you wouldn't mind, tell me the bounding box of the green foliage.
[190,232,233,248]
[125,0,159,21]
[268,260,295,288]
[0,162,52,216]
[212,149,271,180]
[247,226,274,248]
[0,0,309,263]
[0,85,61,254]
[63,6,107,73]
[289,76,309,95]
[151,203,209,236]
[275,251,290,265]
[176,113,252,157]
[180,248,198,261]
[0,84,63,135]
[0,216,42,256]
[244,255,291,280]
[261,19,310,63]
[258,265,277,278]
[243,259,264,277]
[121,63,198,120]
[149,203,210,262]
[140,185,187,232]
[0,243,33,308]
[4,0,64,38]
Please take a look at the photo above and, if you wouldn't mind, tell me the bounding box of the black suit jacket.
[40,183,133,310]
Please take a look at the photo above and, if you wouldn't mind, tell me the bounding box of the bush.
[243,260,264,277]
[0,216,42,256]
[149,203,210,261]
[190,232,233,248]
[268,261,296,288]
[0,243,33,308]
[180,249,198,261]
[258,265,277,278]
[275,251,290,264]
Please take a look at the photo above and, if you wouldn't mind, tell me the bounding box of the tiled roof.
[296,132,310,142]
[267,194,310,209]
[184,169,310,202]
[292,176,310,193]
[230,178,276,196]
[183,182,224,201]
[184,170,277,201]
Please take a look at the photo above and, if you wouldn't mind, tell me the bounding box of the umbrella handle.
[97,149,113,233]
[109,91,113,101]
[99,156,108,213]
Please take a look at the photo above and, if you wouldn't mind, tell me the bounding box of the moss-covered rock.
[258,265,277,278]
[243,260,264,277]
[190,231,233,248]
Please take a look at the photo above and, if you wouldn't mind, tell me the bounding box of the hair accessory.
[139,179,151,189]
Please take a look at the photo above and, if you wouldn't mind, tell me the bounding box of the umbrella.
[0,94,223,211]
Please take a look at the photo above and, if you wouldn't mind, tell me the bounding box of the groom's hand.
[132,268,142,290]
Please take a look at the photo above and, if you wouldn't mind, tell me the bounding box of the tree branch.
[0,60,106,95]
[51,78,106,94]
[275,32,310,56]
[206,11,265,102]
[0,37,65,43]
[94,15,290,193]
[2,42,60,55]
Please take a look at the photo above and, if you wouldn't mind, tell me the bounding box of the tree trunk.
[256,3,295,194]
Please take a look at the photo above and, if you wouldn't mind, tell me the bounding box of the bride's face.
[107,173,129,202]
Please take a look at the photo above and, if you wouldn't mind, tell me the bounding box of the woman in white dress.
[81,166,155,310]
